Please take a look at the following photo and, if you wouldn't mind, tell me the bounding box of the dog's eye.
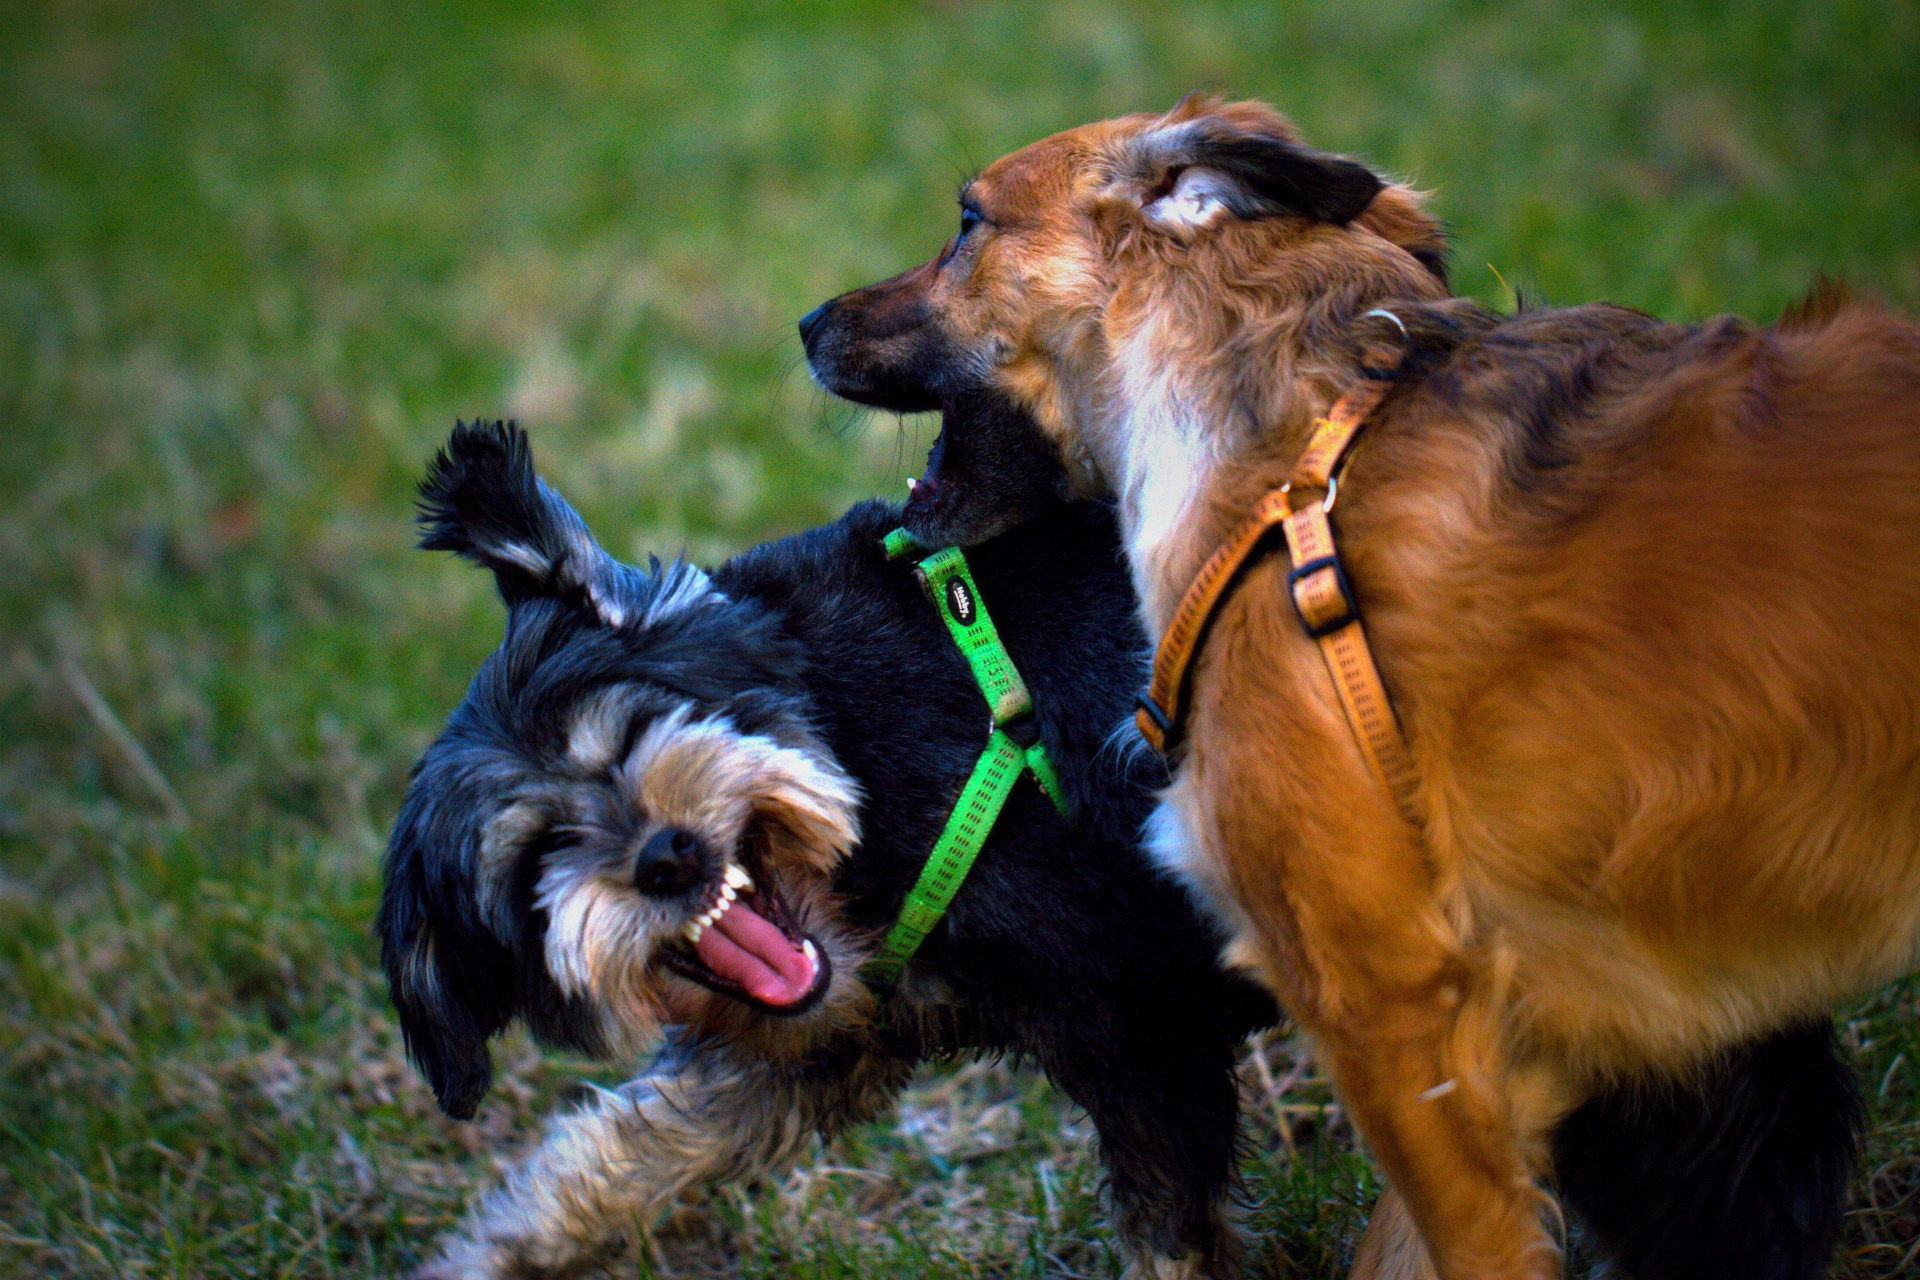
[527,827,578,860]
[941,202,989,269]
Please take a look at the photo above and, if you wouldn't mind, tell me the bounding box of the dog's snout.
[634,827,705,897]
[797,300,832,350]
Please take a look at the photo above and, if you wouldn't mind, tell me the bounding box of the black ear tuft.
[417,420,536,560]
[418,420,579,600]
[416,420,649,623]
[391,937,498,1120]
[1187,127,1384,225]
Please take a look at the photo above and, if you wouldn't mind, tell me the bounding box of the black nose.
[634,827,704,897]
[797,300,831,347]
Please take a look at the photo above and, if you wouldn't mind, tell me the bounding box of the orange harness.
[1134,377,1422,825]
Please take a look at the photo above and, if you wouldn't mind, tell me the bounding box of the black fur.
[875,388,1075,566]
[382,421,1275,1266]
[715,495,1273,1261]
[1554,1020,1865,1280]
[386,431,782,1117]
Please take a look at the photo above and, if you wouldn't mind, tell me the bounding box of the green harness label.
[944,577,976,626]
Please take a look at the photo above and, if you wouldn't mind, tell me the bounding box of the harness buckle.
[1134,694,1175,755]
[1288,554,1360,639]
[1279,476,1338,514]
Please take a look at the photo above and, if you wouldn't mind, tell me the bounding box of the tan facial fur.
[534,704,857,1030]
[815,96,1920,1280]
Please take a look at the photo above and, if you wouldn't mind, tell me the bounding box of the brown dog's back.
[1345,294,1920,1072]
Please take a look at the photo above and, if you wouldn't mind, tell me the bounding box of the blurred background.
[2,2,1916,1277]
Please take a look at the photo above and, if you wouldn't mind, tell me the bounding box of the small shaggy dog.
[798,95,1914,1278]
[385,422,1860,1280]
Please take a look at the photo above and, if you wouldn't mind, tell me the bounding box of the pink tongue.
[692,899,818,1006]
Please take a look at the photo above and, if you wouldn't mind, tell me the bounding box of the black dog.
[382,421,1273,1278]
[381,422,1860,1280]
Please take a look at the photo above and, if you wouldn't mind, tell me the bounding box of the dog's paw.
[406,1238,521,1280]
[409,1233,608,1280]
[1122,1250,1216,1280]
[407,1246,482,1280]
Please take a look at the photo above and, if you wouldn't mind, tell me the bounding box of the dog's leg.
[1244,873,1547,1279]
[1297,889,1558,1280]
[1551,1019,1863,1280]
[415,1036,912,1279]
[1350,1188,1438,1280]
[1180,702,1556,1280]
[1354,1022,1863,1280]
[1042,1008,1248,1278]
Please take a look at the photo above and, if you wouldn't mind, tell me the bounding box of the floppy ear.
[418,420,705,629]
[1118,112,1384,233]
[377,799,514,1120]
[745,740,862,875]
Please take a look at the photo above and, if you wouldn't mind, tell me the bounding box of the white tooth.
[719,882,737,904]
[802,939,818,965]
[712,896,735,923]
[906,477,918,493]
[700,905,721,927]
[682,920,705,944]
[724,864,753,891]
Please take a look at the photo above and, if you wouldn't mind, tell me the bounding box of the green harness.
[861,529,1070,991]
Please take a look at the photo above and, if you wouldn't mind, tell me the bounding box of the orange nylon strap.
[1290,379,1389,490]
[1133,486,1295,754]
[1135,378,1420,824]
[1278,496,1421,823]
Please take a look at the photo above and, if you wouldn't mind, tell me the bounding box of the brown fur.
[802,96,1920,1279]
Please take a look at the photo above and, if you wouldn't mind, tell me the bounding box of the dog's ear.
[377,797,514,1120]
[1113,103,1383,234]
[418,420,716,628]
[745,740,862,875]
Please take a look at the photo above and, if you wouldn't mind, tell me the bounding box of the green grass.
[2,1,1916,1276]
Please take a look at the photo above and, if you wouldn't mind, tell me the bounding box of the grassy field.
[2,1,1917,1276]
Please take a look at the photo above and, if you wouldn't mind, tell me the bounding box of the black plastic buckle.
[1135,693,1174,740]
[1288,555,1359,639]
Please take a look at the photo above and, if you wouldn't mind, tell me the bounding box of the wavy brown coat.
[799,96,1920,1280]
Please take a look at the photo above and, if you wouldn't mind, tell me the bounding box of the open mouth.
[657,864,831,1017]
[902,429,953,521]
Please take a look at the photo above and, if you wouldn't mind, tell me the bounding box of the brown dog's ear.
[1353,185,1451,286]
[1114,111,1384,233]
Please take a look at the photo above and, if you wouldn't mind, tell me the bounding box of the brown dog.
[800,95,1920,1279]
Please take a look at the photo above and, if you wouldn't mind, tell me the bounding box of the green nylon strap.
[1022,740,1067,814]
[912,545,1032,725]
[864,529,1072,989]
[863,730,1025,988]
